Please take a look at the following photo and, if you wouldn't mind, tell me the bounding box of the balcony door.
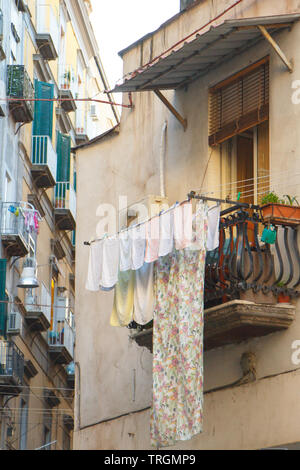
[32,80,54,138]
[209,58,270,204]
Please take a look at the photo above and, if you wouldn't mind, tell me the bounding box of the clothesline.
[83,192,251,247]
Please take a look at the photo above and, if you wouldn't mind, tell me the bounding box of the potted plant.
[276,281,291,304]
[62,70,71,89]
[260,192,300,226]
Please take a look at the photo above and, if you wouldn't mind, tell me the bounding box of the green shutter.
[56,131,71,183]
[33,80,54,138]
[73,170,77,192]
[0,259,7,338]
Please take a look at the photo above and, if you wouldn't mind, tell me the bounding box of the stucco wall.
[74,0,300,450]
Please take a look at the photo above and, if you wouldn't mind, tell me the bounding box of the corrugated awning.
[110,14,300,93]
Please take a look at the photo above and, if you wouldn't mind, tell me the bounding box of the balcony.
[35,4,59,61]
[130,206,298,353]
[7,65,34,123]
[24,285,51,332]
[203,207,297,349]
[66,361,75,388]
[0,9,6,61]
[15,0,27,12]
[31,136,57,188]
[54,182,76,231]
[48,321,75,365]
[75,108,95,145]
[0,341,24,395]
[0,202,29,257]
[59,66,77,113]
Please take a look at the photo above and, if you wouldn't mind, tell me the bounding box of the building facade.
[0,0,117,450]
[73,0,300,451]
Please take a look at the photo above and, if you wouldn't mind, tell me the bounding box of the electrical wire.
[5,96,132,109]
[0,384,74,392]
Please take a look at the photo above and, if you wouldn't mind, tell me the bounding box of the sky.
[90,0,180,89]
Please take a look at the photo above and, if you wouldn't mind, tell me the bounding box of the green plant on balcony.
[260,191,300,226]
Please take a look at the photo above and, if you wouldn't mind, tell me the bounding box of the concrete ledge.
[204,300,295,350]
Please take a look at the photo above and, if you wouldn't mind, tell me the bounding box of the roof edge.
[72,125,120,152]
[118,1,206,58]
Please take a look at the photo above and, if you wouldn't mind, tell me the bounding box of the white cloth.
[189,201,208,251]
[119,231,131,272]
[174,202,193,250]
[100,237,120,289]
[145,216,160,264]
[207,205,221,251]
[110,270,135,327]
[85,240,103,291]
[130,224,146,271]
[158,206,174,258]
[134,262,155,325]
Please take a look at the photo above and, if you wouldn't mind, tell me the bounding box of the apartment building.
[0,0,118,450]
[74,0,300,450]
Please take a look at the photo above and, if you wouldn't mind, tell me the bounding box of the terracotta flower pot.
[261,203,300,226]
[277,293,291,304]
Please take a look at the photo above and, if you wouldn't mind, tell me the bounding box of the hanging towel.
[189,201,208,252]
[131,224,146,271]
[134,262,155,325]
[207,205,221,251]
[119,230,132,272]
[145,216,160,264]
[158,206,175,258]
[85,240,104,292]
[100,237,120,289]
[110,270,135,327]
[173,202,193,250]
[150,246,206,448]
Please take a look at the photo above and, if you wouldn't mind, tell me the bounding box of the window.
[43,425,51,450]
[19,397,28,450]
[208,59,270,206]
[209,57,269,146]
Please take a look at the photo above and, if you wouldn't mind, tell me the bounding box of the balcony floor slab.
[130,301,296,353]
[31,165,56,189]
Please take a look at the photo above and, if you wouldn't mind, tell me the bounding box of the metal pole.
[35,440,57,451]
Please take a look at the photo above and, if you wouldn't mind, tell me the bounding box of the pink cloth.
[145,216,160,263]
[173,202,193,250]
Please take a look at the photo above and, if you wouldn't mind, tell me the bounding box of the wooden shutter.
[33,80,54,138]
[56,131,71,182]
[0,259,7,338]
[209,58,269,146]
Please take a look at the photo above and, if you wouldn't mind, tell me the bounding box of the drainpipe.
[159,121,168,198]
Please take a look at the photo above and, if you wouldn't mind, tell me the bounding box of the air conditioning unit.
[7,312,23,336]
[90,104,99,121]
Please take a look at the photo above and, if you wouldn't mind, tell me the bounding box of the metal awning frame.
[110,15,300,130]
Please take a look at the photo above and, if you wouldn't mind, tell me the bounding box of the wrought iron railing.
[0,341,24,385]
[25,283,52,325]
[32,135,57,182]
[48,321,75,359]
[36,3,59,53]
[59,65,78,97]
[54,182,77,221]
[204,208,300,307]
[6,65,34,115]
[0,202,29,247]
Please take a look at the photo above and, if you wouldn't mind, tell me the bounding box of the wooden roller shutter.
[209,57,269,146]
